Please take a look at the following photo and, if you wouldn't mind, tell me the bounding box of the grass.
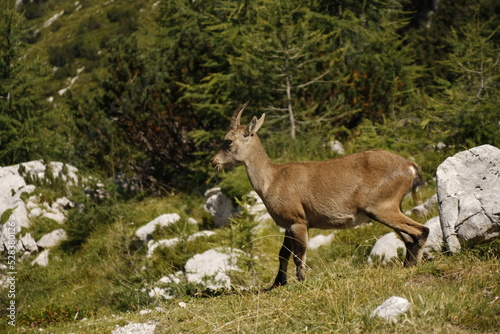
[10,244,499,333]
[5,184,498,334]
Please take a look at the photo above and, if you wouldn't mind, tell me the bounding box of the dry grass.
[6,186,499,334]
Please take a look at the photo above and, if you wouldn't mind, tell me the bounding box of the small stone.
[371,296,411,323]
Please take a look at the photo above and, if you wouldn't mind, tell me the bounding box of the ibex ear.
[247,114,266,136]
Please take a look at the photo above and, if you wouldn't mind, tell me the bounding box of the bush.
[218,166,253,205]
[63,179,119,251]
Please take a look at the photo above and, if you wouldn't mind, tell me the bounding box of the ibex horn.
[230,101,249,129]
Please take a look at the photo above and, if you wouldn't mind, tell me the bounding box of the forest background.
[1,0,499,193]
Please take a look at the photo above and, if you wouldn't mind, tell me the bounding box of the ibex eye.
[225,140,233,146]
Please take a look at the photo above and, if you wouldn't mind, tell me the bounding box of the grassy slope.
[8,185,499,334]
[8,2,499,333]
[23,0,157,100]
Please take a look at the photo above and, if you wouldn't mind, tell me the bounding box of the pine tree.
[0,5,59,165]
[429,8,500,147]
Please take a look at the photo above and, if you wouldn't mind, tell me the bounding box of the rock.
[245,191,272,224]
[157,272,183,285]
[135,213,181,242]
[146,230,215,258]
[368,216,444,263]
[435,142,447,151]
[42,210,66,224]
[204,188,239,227]
[422,216,443,257]
[37,229,68,248]
[436,145,500,252]
[0,163,32,232]
[405,194,438,218]
[8,205,30,231]
[147,238,180,258]
[148,286,173,300]
[111,322,157,334]
[188,230,216,240]
[148,272,184,300]
[368,232,405,265]
[308,233,336,250]
[185,248,245,290]
[328,140,346,155]
[187,217,198,225]
[19,233,38,253]
[0,161,78,252]
[31,249,50,266]
[371,296,411,323]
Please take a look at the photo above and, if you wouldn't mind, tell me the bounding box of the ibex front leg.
[272,223,309,288]
[273,229,294,288]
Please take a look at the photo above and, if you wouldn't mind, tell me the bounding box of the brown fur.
[212,103,429,288]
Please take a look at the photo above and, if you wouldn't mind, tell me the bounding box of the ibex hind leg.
[396,229,429,267]
[369,209,429,267]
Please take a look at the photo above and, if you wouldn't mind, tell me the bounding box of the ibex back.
[212,102,429,288]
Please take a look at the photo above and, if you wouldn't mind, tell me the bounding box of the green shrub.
[63,178,118,251]
[218,166,253,205]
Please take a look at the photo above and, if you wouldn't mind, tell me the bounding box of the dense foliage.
[1,0,499,193]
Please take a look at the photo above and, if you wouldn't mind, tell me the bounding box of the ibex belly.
[307,211,370,230]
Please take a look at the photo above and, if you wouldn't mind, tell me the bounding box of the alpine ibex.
[212,102,429,288]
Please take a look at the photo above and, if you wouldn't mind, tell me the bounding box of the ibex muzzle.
[212,102,429,288]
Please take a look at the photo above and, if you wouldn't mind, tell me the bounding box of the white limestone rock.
[37,229,67,249]
[31,249,50,267]
[422,216,443,257]
[371,296,411,323]
[368,232,405,265]
[135,213,181,242]
[19,233,38,253]
[185,248,245,290]
[405,194,438,218]
[204,188,239,227]
[308,233,336,250]
[328,140,346,155]
[436,145,500,252]
[111,322,157,334]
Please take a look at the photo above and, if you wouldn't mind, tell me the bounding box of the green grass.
[5,183,498,334]
[10,244,499,333]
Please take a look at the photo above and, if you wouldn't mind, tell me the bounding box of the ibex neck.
[244,137,274,198]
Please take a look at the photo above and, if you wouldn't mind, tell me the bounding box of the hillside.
[0,157,498,333]
[0,0,499,333]
[17,0,158,100]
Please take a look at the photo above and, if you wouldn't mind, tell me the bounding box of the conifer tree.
[0,5,59,164]
[428,9,499,147]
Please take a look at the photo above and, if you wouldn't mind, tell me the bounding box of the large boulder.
[436,145,500,253]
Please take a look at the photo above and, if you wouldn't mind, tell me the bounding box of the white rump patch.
[409,165,417,176]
